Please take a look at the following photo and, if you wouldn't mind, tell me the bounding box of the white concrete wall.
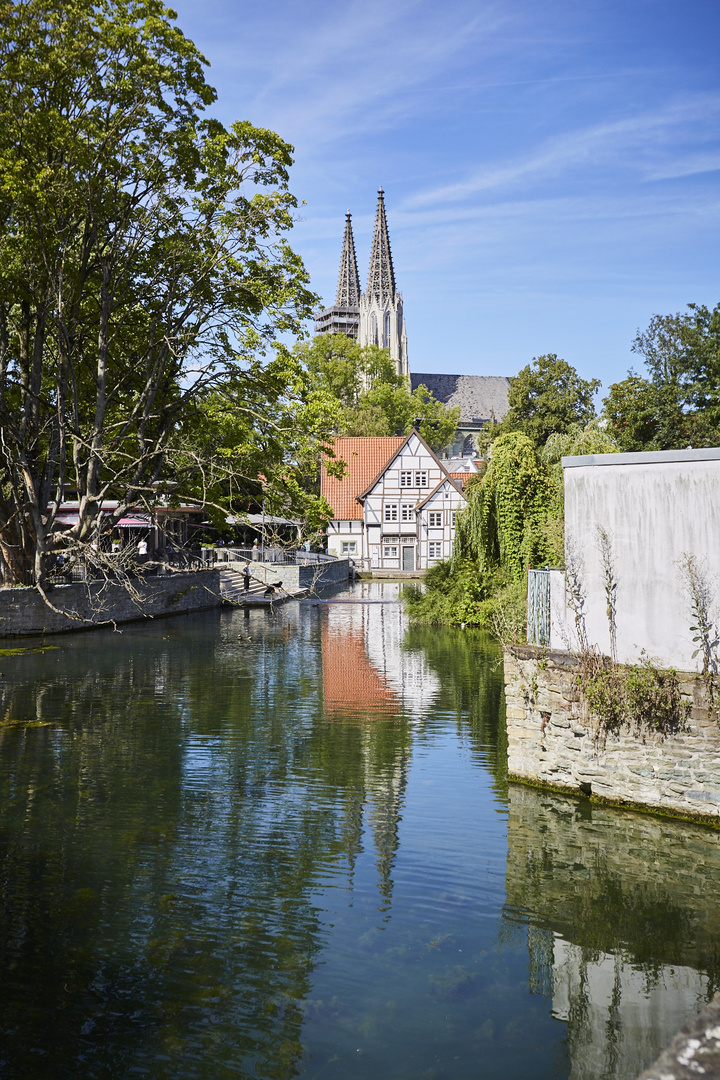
[559,448,720,670]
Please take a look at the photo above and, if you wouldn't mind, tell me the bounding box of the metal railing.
[527,568,551,647]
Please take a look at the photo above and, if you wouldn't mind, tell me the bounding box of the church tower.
[314,211,361,339]
[358,188,408,378]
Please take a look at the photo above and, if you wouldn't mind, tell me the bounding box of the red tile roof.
[321,437,405,520]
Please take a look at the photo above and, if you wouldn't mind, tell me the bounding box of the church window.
[370,313,378,346]
[384,312,391,346]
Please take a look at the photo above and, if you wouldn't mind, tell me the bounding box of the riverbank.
[504,644,720,826]
[0,570,223,636]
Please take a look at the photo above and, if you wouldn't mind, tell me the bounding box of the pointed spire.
[335,211,360,308]
[366,187,396,304]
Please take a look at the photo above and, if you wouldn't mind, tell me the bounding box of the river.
[0,580,718,1079]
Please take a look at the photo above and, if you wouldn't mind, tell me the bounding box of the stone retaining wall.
[0,570,223,636]
[232,558,351,590]
[504,644,720,823]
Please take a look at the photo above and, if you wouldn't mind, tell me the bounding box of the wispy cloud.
[405,93,720,207]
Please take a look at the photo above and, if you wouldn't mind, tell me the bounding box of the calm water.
[0,581,719,1080]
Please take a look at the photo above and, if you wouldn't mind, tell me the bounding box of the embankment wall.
[0,570,223,636]
[504,644,720,823]
[236,558,351,590]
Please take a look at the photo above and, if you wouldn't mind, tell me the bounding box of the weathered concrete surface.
[636,994,720,1079]
[504,645,720,822]
[559,448,720,670]
[0,570,222,636]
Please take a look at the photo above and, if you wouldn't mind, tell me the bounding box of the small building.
[321,430,466,571]
[539,447,720,671]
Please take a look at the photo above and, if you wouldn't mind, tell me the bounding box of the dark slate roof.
[411,373,510,425]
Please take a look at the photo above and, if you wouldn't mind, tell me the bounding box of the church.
[314,188,511,457]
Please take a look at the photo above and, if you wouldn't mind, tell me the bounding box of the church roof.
[321,436,405,520]
[410,373,511,426]
[365,187,396,303]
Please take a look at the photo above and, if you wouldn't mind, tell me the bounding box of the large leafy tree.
[499,353,600,447]
[296,333,459,452]
[603,304,720,450]
[0,0,317,587]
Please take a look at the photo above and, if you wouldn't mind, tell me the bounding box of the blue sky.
[171,0,720,393]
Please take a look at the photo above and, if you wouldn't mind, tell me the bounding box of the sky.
[170,0,720,393]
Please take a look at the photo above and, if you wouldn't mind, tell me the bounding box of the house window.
[401,504,415,522]
[415,471,428,487]
[383,541,399,558]
[428,511,442,527]
[451,510,458,526]
[341,541,357,554]
[428,541,442,559]
[399,471,413,487]
[384,503,398,522]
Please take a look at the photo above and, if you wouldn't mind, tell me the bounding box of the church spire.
[336,211,360,308]
[366,187,396,304]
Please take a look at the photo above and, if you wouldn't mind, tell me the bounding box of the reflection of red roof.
[321,437,405,520]
[322,619,399,716]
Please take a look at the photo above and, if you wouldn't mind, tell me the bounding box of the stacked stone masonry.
[504,645,720,823]
[0,571,223,636]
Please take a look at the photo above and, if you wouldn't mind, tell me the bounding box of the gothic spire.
[335,211,360,308]
[365,187,396,304]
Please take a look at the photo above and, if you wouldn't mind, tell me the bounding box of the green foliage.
[0,0,318,583]
[454,432,554,579]
[603,303,720,450]
[581,657,690,740]
[499,354,600,447]
[296,333,459,452]
[541,419,620,521]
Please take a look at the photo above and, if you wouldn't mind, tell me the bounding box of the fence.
[527,568,551,647]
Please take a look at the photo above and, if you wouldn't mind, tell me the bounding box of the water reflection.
[505,784,720,1079]
[0,591,719,1079]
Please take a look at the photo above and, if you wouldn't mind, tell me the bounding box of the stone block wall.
[0,570,223,636]
[228,558,350,591]
[504,644,720,823]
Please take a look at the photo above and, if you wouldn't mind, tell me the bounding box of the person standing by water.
[251,539,260,562]
[243,562,251,592]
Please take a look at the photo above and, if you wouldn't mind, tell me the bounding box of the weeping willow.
[453,432,555,579]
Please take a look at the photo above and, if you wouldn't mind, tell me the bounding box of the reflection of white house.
[322,430,467,571]
[322,584,441,717]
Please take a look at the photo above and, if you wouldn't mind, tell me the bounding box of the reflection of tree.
[0,606,421,1077]
[402,625,507,794]
[505,785,720,1079]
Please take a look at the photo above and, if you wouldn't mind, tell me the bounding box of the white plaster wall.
[561,449,720,670]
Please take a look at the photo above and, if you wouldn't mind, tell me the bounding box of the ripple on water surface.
[0,584,718,1080]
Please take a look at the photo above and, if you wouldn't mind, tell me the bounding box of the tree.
[296,333,459,452]
[499,354,600,447]
[0,0,317,588]
[603,303,720,450]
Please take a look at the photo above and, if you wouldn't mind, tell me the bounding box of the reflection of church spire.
[336,211,360,308]
[365,740,410,914]
[365,187,396,303]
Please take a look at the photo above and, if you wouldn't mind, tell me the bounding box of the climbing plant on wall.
[454,432,553,578]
